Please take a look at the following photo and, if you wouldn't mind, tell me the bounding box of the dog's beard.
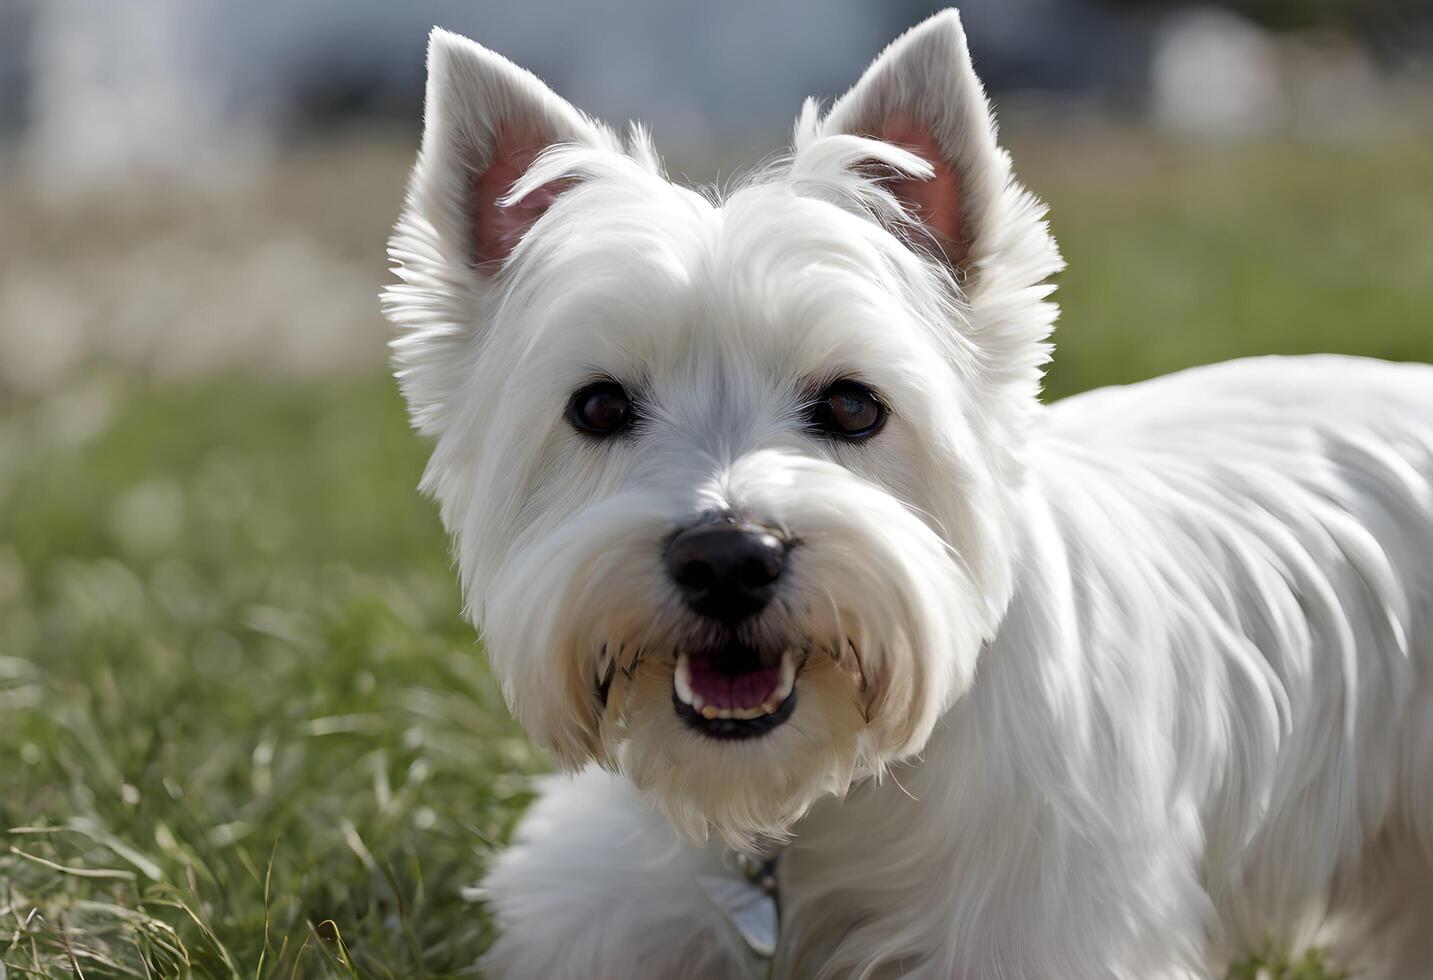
[478,451,984,849]
[612,654,866,849]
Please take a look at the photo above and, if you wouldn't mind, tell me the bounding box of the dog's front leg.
[480,767,768,980]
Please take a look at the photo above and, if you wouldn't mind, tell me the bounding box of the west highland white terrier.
[382,11,1433,978]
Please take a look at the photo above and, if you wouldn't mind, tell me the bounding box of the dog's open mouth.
[673,646,797,739]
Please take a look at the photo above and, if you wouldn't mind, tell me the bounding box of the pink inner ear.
[869,116,967,267]
[471,124,572,266]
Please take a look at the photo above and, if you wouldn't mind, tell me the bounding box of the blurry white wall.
[26,0,274,189]
[17,0,893,189]
[1152,7,1282,138]
[10,0,1154,189]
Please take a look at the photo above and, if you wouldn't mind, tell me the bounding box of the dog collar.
[697,848,781,964]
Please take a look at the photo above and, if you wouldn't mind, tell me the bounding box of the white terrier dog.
[383,11,1433,978]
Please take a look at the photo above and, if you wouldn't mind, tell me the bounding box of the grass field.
[3,134,1431,977]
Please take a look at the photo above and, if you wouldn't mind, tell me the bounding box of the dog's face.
[384,10,1062,847]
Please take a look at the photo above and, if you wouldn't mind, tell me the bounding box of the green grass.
[1,377,543,976]
[1024,134,1433,399]
[3,135,1431,977]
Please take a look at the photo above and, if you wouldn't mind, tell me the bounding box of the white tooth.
[674,654,695,706]
[702,705,719,720]
[773,651,797,701]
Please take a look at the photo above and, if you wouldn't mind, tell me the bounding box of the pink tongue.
[688,655,781,710]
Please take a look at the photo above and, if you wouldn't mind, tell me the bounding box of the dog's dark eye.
[568,381,633,436]
[809,380,886,439]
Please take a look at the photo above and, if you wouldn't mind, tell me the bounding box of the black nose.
[664,519,788,623]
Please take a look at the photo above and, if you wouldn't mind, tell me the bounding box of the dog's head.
[383,10,1062,847]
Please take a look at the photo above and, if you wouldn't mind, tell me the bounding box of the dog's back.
[1036,354,1433,970]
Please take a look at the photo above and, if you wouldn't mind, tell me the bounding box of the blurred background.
[1,1,1430,976]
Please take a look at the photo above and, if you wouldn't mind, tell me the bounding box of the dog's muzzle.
[665,515,798,738]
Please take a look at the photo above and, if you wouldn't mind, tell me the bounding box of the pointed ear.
[821,10,1008,274]
[417,28,602,269]
[384,31,608,436]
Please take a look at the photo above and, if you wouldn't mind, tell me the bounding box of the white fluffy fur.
[383,11,1433,978]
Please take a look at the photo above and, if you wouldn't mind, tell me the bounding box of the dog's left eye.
[568,381,634,436]
[809,380,887,440]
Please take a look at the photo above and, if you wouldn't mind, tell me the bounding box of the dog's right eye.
[567,381,633,436]
[808,380,887,440]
